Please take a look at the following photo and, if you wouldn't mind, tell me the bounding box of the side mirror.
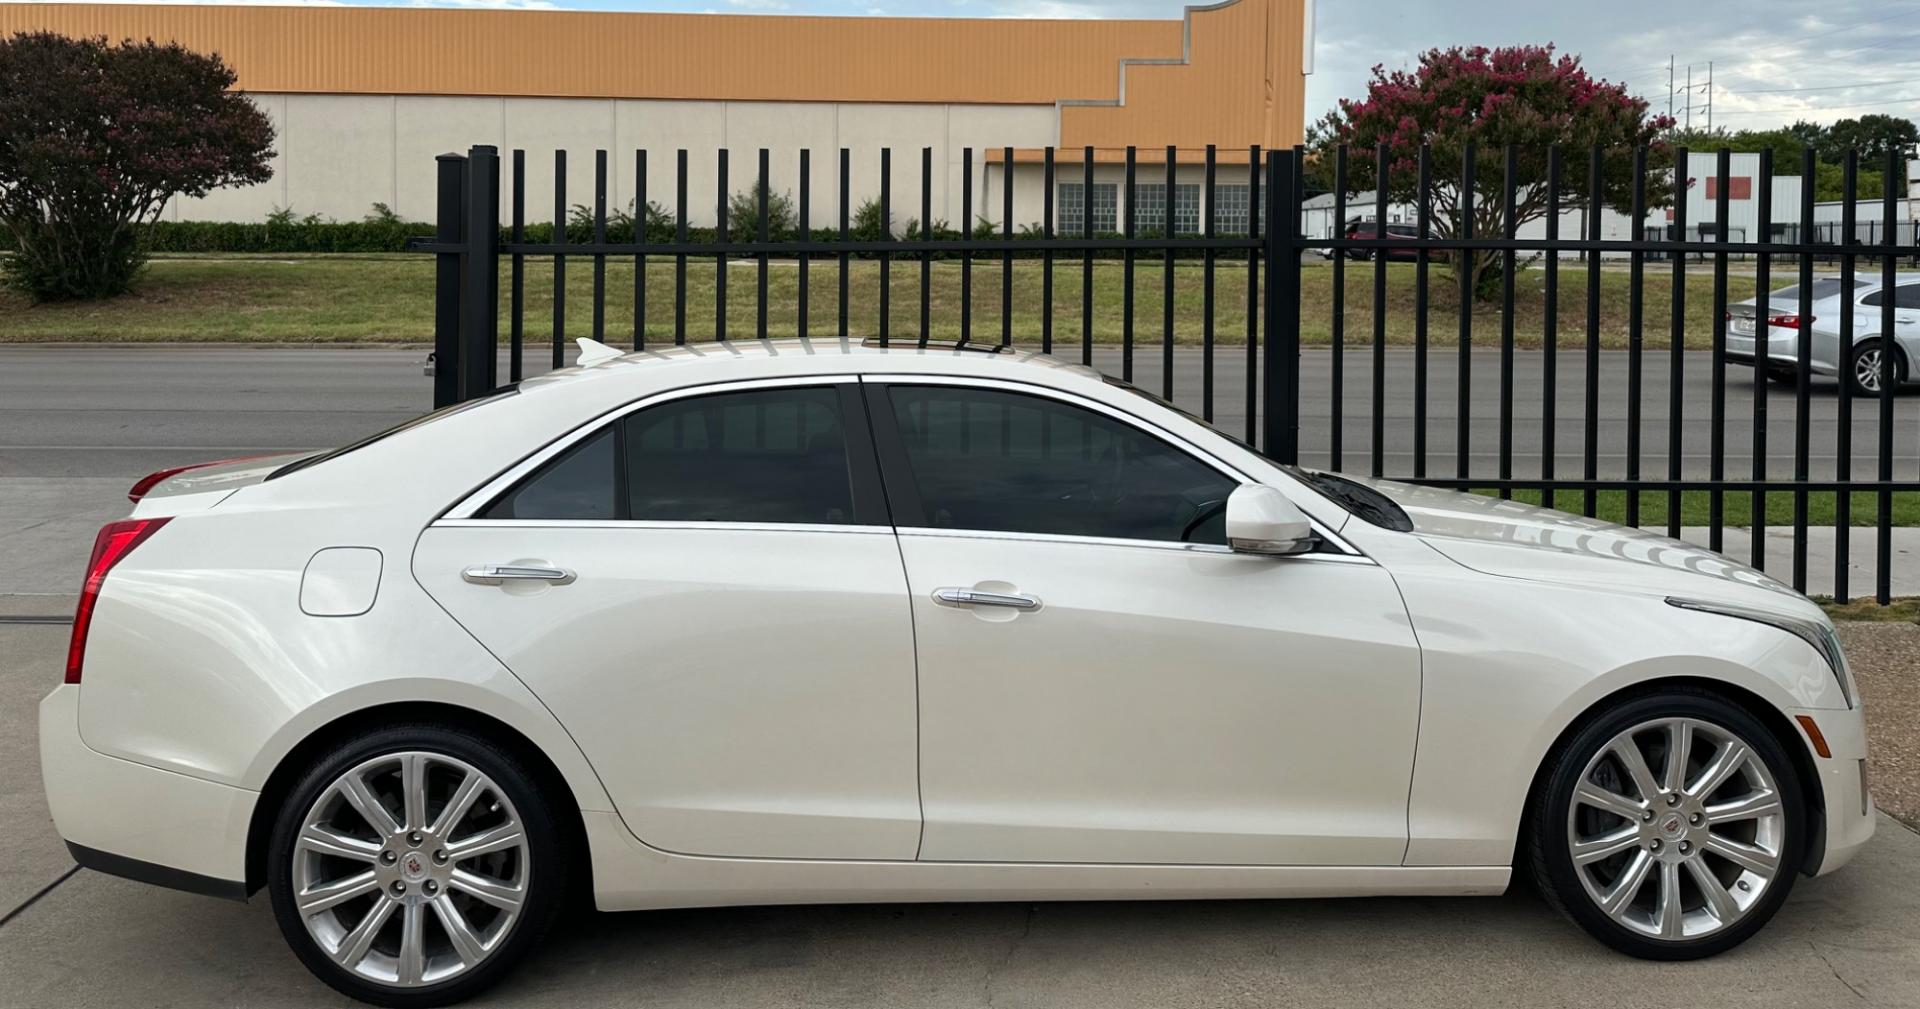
[1225,485,1317,556]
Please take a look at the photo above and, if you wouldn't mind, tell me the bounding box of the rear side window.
[1861,284,1920,309]
[623,386,856,524]
[478,385,863,524]
[480,428,616,520]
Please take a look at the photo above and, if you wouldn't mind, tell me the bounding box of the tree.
[1816,114,1919,168]
[0,32,275,301]
[1308,44,1674,297]
[1667,125,1887,203]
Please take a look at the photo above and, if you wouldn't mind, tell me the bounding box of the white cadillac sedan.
[43,339,1871,1006]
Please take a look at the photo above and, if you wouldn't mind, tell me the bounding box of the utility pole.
[1667,55,1675,129]
[1684,65,1692,130]
[1705,61,1713,132]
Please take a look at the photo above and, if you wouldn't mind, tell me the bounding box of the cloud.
[725,0,791,9]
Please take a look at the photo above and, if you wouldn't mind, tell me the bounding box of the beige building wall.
[168,94,1059,230]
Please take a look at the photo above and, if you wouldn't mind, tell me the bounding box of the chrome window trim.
[894,525,1375,564]
[441,374,861,521]
[862,372,1364,559]
[433,518,891,536]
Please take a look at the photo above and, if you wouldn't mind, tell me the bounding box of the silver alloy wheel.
[1856,346,1884,394]
[1566,717,1785,941]
[292,752,530,988]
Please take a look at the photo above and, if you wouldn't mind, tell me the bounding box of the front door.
[867,379,1422,866]
[414,379,922,861]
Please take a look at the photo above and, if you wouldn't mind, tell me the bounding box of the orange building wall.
[0,0,1308,149]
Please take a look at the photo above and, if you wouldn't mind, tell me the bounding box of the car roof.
[524,337,1111,393]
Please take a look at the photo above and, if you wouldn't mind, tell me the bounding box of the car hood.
[1337,476,1817,614]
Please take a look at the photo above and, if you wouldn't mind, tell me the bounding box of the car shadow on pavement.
[3,827,1914,1008]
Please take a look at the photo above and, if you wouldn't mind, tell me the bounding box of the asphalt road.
[4,347,1919,1005]
[2,343,1917,480]
[1,617,1917,1008]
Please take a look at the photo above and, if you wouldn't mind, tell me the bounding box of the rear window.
[1765,279,1868,304]
[268,384,520,480]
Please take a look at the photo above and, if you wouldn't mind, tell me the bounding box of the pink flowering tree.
[0,33,275,300]
[1308,44,1675,298]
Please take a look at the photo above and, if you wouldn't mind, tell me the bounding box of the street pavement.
[4,343,1919,480]
[2,618,1917,1007]
[5,343,1916,601]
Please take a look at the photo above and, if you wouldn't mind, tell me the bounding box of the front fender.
[1395,566,1840,868]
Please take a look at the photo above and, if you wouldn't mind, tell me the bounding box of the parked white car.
[43,339,1872,1006]
[1728,272,1919,395]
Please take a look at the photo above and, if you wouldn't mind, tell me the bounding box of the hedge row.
[144,218,1258,259]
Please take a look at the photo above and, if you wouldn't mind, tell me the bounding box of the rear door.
[414,377,922,861]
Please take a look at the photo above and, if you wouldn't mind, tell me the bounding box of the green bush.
[724,184,796,240]
[138,201,1260,262]
[146,211,435,253]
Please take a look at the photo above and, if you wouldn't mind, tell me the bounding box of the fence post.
[1261,149,1301,463]
[461,145,502,400]
[432,152,468,408]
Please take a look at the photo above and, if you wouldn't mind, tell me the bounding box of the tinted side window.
[481,427,617,520]
[886,386,1238,544]
[1865,285,1920,309]
[623,386,857,524]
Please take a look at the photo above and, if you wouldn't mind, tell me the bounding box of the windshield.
[268,383,520,480]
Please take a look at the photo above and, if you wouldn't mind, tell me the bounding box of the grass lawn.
[1473,488,1920,528]
[1819,596,1920,621]
[0,254,1759,346]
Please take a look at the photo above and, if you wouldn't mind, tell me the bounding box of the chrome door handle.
[933,587,1040,610]
[462,563,576,586]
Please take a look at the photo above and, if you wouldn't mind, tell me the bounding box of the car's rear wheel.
[1849,340,1907,397]
[267,724,567,1007]
[1527,690,1804,960]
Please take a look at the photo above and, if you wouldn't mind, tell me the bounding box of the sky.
[18,0,1920,131]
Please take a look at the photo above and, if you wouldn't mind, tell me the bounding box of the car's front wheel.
[1527,689,1804,960]
[266,724,568,1007]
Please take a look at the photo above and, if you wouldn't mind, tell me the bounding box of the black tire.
[267,723,569,1007]
[1525,688,1805,961]
[1847,339,1907,398]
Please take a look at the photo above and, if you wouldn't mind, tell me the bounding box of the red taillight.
[127,455,269,503]
[1768,314,1814,329]
[65,518,170,684]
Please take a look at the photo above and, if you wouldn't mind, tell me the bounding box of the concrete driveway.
[3,616,1918,1009]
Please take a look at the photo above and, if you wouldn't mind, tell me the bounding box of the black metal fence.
[414,143,1918,603]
